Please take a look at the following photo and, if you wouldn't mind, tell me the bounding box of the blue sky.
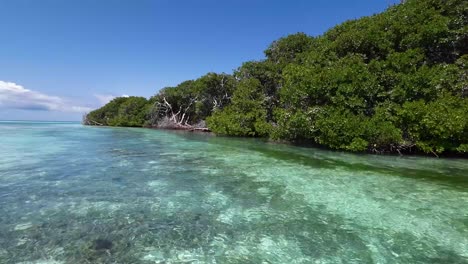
[0,0,399,121]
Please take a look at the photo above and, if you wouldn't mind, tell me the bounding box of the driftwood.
[87,120,104,126]
[189,127,210,132]
[154,116,210,132]
[82,114,104,126]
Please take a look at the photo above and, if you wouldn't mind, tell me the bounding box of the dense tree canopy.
[85,0,468,156]
[207,78,271,137]
[84,96,150,127]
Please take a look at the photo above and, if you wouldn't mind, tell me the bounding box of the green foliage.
[192,73,237,120]
[271,107,318,141]
[85,97,149,127]
[276,0,467,154]
[235,60,281,98]
[396,95,468,153]
[147,73,237,126]
[314,108,369,151]
[282,54,382,112]
[86,0,468,155]
[264,33,314,65]
[457,144,468,153]
[207,79,271,137]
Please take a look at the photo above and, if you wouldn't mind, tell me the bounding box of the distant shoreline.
[0,120,80,123]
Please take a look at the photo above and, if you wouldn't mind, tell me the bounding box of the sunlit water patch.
[0,121,467,263]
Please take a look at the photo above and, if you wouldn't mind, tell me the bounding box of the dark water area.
[0,121,467,263]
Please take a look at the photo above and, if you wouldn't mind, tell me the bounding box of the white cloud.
[94,93,130,105]
[0,80,93,113]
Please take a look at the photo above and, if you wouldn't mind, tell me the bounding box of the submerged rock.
[91,238,113,251]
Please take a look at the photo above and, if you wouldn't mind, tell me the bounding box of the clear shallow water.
[0,122,467,264]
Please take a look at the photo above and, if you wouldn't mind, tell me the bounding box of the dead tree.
[155,96,197,128]
[211,74,232,111]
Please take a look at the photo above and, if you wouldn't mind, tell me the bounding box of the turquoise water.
[0,121,467,264]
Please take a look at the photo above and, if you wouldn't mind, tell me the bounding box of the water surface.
[0,121,467,263]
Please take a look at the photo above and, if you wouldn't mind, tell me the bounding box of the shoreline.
[83,124,468,159]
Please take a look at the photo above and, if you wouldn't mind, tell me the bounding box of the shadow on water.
[168,130,468,190]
